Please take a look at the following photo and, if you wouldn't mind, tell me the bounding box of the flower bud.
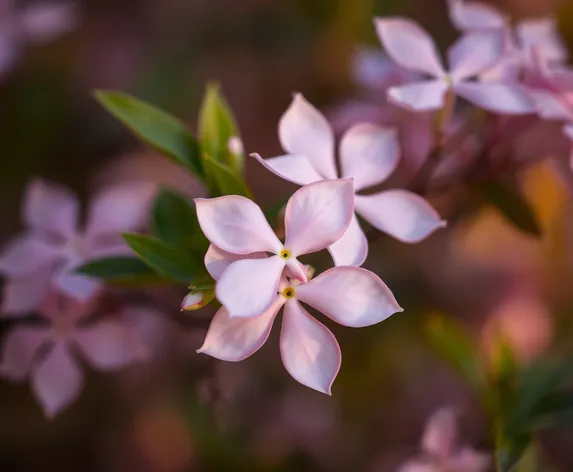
[181,289,215,311]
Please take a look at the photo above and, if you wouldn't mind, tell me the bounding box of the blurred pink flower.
[374,17,534,114]
[253,94,446,266]
[0,0,78,78]
[0,292,148,418]
[397,408,489,472]
[0,179,155,314]
[195,179,355,317]
[197,246,402,394]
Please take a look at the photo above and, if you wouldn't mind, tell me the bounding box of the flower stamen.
[280,249,291,260]
[282,287,296,299]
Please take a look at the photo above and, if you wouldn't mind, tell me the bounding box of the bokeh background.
[2,0,573,470]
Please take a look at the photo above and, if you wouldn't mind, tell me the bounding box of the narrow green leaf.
[480,181,542,238]
[94,90,203,177]
[425,315,485,392]
[528,391,573,428]
[203,153,253,198]
[123,233,205,284]
[496,430,531,472]
[198,83,243,173]
[75,256,170,286]
[152,188,209,251]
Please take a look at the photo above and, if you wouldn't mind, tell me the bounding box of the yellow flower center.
[279,249,291,260]
[282,287,296,299]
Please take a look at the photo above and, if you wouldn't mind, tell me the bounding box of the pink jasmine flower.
[195,179,355,318]
[0,292,148,418]
[0,0,78,78]
[197,247,402,394]
[397,408,489,472]
[0,179,155,314]
[374,17,534,114]
[253,94,446,267]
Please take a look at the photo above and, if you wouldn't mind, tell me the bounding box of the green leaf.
[198,83,243,173]
[94,90,203,177]
[480,181,542,238]
[425,315,485,393]
[75,256,170,286]
[528,391,573,428]
[203,153,252,198]
[123,233,205,284]
[152,188,208,251]
[496,429,531,472]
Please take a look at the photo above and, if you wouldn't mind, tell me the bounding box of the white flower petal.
[204,244,267,281]
[328,213,368,267]
[195,196,282,255]
[31,342,84,419]
[279,300,341,395]
[449,32,504,81]
[296,266,402,327]
[422,408,458,459]
[388,80,450,112]
[278,94,337,179]
[447,0,506,32]
[216,256,285,318]
[198,301,284,361]
[517,17,568,65]
[284,179,354,257]
[354,190,446,243]
[0,235,62,277]
[73,321,148,370]
[454,82,534,114]
[374,17,445,77]
[251,153,324,185]
[340,124,400,191]
[0,327,50,380]
[1,267,53,316]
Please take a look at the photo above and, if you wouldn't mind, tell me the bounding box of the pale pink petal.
[195,196,282,255]
[20,2,78,43]
[23,179,79,240]
[340,124,400,191]
[396,460,438,472]
[479,54,521,83]
[296,266,402,327]
[73,321,148,370]
[447,448,490,472]
[284,179,354,257]
[449,32,504,81]
[529,90,573,120]
[1,267,53,316]
[454,82,534,114]
[216,256,285,318]
[278,94,337,180]
[327,213,368,267]
[447,0,506,32]
[279,300,341,395]
[422,408,457,459]
[0,32,18,78]
[373,18,445,78]
[85,182,156,239]
[251,153,324,185]
[388,80,450,112]
[197,300,284,361]
[564,123,573,141]
[53,257,103,302]
[354,191,446,243]
[204,245,268,281]
[0,327,50,380]
[31,342,84,418]
[517,17,567,65]
[0,235,62,277]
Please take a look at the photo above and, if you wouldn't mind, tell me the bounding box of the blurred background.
[2,0,573,470]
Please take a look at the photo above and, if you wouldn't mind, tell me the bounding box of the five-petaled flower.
[253,94,446,267]
[0,292,148,418]
[197,245,402,394]
[0,179,155,315]
[396,407,489,472]
[374,17,534,114]
[195,179,355,318]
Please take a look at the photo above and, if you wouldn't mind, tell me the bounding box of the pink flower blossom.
[0,1,78,78]
[374,17,534,114]
[0,179,155,314]
[397,408,489,472]
[253,94,446,266]
[0,292,148,418]
[195,179,355,318]
[197,247,402,394]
